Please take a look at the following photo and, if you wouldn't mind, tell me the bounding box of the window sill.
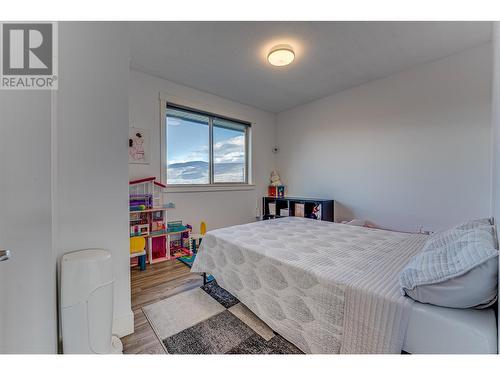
[166,184,256,193]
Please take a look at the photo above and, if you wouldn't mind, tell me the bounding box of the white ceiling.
[129,22,491,113]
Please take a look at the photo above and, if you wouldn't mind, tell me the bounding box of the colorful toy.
[130,237,147,271]
[167,220,188,233]
[130,194,153,210]
[310,203,322,220]
[130,212,141,221]
[268,185,285,197]
[129,178,194,265]
[183,224,192,249]
[130,177,172,264]
[177,221,214,284]
[151,221,166,232]
[187,221,207,255]
[130,223,149,237]
[129,177,166,208]
[270,170,283,186]
[152,211,163,220]
[166,220,192,260]
[152,237,167,259]
[268,170,285,197]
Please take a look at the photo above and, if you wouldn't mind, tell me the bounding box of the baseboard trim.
[113,309,134,338]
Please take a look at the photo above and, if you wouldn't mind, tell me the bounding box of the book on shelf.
[311,203,322,220]
[294,203,305,217]
[268,202,276,215]
[280,208,289,217]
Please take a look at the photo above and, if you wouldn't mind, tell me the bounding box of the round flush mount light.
[267,44,295,67]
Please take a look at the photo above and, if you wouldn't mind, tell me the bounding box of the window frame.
[161,100,252,189]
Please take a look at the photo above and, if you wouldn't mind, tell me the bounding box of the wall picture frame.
[129,127,150,164]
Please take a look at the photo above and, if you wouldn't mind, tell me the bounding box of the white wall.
[129,69,276,230]
[492,25,500,226]
[56,22,133,338]
[0,21,133,354]
[276,44,492,232]
[490,23,500,349]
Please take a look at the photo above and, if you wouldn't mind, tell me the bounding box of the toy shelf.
[262,196,334,222]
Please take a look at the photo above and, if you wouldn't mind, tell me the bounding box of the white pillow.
[403,257,498,308]
[400,228,498,309]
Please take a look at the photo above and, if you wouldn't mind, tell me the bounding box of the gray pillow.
[400,228,498,308]
[453,218,492,231]
[423,225,493,252]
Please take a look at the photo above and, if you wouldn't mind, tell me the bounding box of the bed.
[191,217,498,354]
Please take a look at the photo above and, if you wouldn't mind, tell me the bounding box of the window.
[165,104,249,185]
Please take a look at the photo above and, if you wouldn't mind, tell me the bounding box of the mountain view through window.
[166,106,248,184]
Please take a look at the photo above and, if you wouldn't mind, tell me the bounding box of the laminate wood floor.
[122,260,203,354]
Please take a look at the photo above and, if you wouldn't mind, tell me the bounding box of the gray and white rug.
[143,281,303,354]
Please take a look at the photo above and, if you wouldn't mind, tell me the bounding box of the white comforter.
[191,217,427,353]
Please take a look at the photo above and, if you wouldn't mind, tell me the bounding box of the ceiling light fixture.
[267,44,295,67]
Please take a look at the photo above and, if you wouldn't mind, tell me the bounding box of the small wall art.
[129,127,150,164]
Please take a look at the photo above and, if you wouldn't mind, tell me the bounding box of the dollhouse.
[129,177,192,267]
[129,176,165,208]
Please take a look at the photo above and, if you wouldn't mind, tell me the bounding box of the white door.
[0,90,57,353]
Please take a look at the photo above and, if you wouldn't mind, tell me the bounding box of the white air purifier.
[61,249,123,354]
